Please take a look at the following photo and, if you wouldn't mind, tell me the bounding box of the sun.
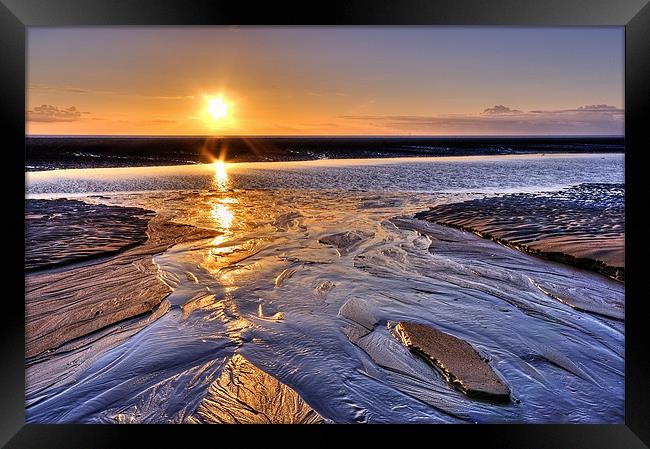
[206,95,229,121]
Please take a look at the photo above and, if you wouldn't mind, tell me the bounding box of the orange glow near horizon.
[26,27,624,136]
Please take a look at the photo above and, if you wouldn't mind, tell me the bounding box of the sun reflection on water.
[211,203,234,229]
[212,160,229,190]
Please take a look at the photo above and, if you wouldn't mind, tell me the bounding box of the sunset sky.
[27,27,624,136]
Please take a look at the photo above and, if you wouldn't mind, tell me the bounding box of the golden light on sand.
[206,95,229,121]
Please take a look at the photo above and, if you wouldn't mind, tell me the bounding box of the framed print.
[1,0,649,447]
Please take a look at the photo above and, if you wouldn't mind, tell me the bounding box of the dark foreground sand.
[416,184,624,281]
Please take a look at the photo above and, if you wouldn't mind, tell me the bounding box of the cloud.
[579,104,619,111]
[342,104,623,135]
[139,95,195,100]
[300,122,343,130]
[28,83,89,94]
[530,104,623,114]
[28,84,195,100]
[28,104,83,122]
[482,105,522,115]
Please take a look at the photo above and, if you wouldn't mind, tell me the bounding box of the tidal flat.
[25,154,624,423]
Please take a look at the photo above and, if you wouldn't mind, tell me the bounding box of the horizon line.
[25,134,625,139]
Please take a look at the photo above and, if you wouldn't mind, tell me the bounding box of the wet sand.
[26,199,155,271]
[189,354,325,424]
[415,184,624,281]
[24,156,624,423]
[26,201,325,423]
[25,190,624,423]
[26,200,219,360]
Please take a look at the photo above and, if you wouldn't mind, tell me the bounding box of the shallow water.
[26,153,623,196]
[25,154,624,423]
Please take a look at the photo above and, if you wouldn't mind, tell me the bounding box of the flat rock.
[189,354,325,424]
[395,322,510,403]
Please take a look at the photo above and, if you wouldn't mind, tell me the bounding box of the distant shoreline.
[24,152,623,178]
[26,135,624,172]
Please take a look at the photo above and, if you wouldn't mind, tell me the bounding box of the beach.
[415,183,624,281]
[25,153,624,423]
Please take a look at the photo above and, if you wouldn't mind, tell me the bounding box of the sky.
[27,27,624,136]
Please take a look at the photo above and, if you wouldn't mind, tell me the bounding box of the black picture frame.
[2,0,649,447]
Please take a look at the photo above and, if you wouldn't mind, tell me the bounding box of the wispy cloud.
[135,95,195,101]
[150,119,177,123]
[28,83,195,100]
[342,104,623,135]
[28,83,90,94]
[27,104,83,122]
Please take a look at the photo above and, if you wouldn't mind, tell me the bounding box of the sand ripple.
[416,183,624,280]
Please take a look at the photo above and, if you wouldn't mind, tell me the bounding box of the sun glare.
[214,160,228,183]
[211,203,234,229]
[211,159,230,191]
[206,95,229,121]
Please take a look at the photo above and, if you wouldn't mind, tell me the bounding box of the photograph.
[24,26,625,424]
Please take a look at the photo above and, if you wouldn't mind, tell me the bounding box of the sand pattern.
[416,183,624,280]
[26,199,156,271]
[26,201,219,359]
[24,160,625,423]
[189,354,325,424]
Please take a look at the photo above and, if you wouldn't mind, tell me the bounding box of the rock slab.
[395,322,510,403]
